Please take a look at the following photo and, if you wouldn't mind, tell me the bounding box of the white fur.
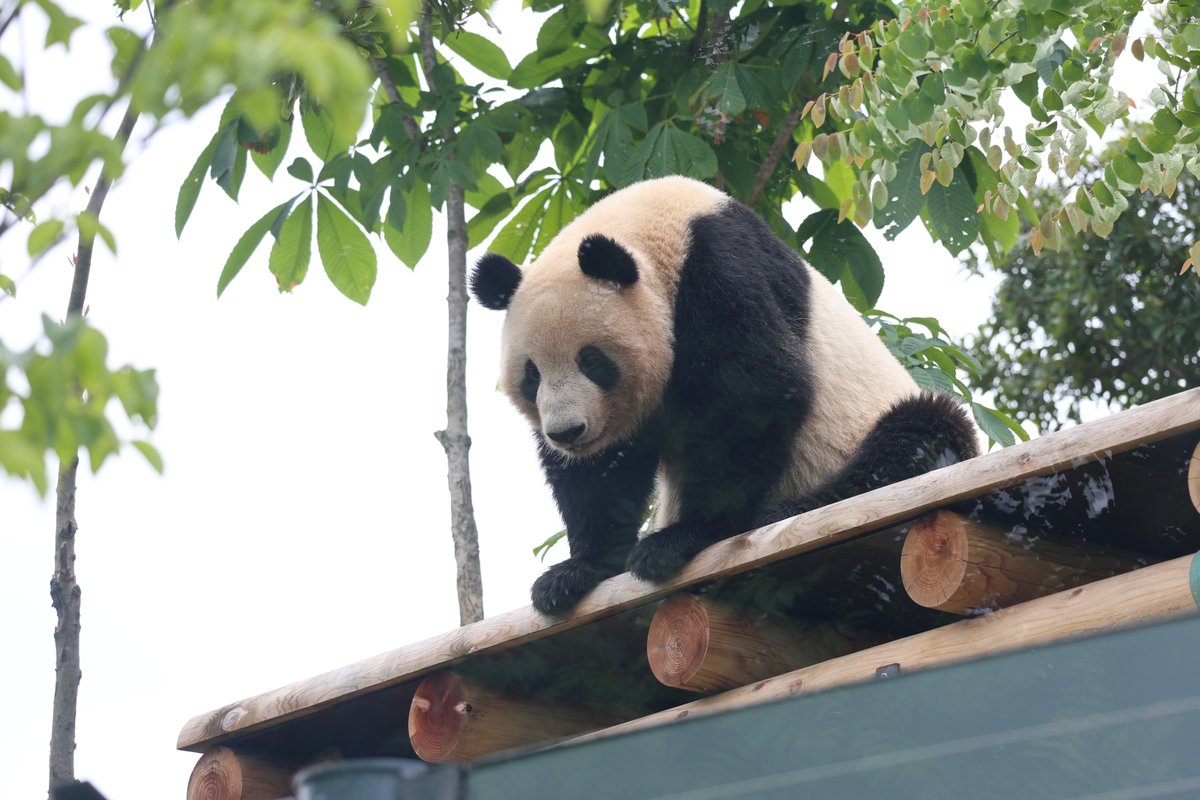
[494,177,917,527]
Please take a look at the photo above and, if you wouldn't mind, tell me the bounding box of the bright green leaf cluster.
[0,317,160,495]
[799,2,1200,268]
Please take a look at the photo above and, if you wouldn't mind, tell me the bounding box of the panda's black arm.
[530,434,659,615]
[626,203,815,583]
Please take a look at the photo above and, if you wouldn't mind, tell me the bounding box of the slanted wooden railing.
[179,388,1200,799]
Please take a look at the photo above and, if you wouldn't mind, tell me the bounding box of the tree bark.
[419,8,484,625]
[48,103,139,795]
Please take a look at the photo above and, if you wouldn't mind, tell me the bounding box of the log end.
[408,672,469,763]
[647,594,711,690]
[187,747,293,800]
[900,511,969,609]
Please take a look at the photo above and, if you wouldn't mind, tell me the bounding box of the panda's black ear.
[578,235,638,286]
[470,253,523,310]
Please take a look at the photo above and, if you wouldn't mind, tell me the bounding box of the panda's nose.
[547,423,586,444]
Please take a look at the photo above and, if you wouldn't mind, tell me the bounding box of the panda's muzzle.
[547,423,587,445]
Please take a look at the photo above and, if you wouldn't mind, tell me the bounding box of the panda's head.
[471,233,674,459]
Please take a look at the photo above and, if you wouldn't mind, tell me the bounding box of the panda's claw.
[530,557,605,616]
[626,528,704,584]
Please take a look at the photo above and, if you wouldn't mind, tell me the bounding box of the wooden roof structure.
[181,388,1200,800]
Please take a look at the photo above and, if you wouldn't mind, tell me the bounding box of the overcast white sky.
[1,3,1162,798]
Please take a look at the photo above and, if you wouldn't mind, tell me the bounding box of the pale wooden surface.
[178,387,1200,752]
[408,671,623,762]
[647,594,877,692]
[575,552,1200,745]
[186,747,294,800]
[900,510,1139,614]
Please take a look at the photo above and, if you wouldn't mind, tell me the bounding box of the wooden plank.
[1189,440,1200,515]
[574,552,1200,745]
[178,387,1200,752]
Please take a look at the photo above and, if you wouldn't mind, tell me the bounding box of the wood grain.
[178,388,1200,752]
[186,747,294,800]
[647,594,877,692]
[900,510,1140,614]
[574,552,1200,745]
[408,671,624,762]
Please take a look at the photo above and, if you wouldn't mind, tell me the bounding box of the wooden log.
[408,671,623,763]
[186,747,294,800]
[574,551,1200,745]
[1190,440,1200,516]
[900,510,1141,615]
[178,389,1200,752]
[647,594,878,692]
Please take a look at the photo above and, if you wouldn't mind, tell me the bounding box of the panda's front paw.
[531,558,606,616]
[626,526,707,583]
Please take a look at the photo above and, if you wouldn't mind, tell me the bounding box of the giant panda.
[471,176,979,615]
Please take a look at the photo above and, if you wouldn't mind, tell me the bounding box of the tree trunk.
[48,104,138,796]
[419,8,484,625]
[49,460,81,791]
[436,182,484,625]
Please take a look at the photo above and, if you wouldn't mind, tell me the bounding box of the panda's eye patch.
[520,359,540,403]
[578,346,618,390]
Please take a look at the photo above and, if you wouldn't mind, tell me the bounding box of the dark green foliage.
[970,164,1200,432]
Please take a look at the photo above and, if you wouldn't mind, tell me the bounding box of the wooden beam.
[900,510,1141,615]
[407,671,624,762]
[646,594,878,692]
[186,747,294,800]
[178,389,1200,752]
[573,552,1200,745]
[1189,440,1200,516]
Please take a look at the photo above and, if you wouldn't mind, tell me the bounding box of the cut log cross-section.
[900,510,1141,615]
[408,671,624,763]
[186,747,295,800]
[647,594,878,693]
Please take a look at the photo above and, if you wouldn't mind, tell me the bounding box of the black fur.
[753,392,980,526]
[485,198,979,615]
[470,253,523,310]
[626,201,817,582]
[578,234,639,285]
[530,434,659,614]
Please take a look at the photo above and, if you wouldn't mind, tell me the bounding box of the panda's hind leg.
[755,392,980,526]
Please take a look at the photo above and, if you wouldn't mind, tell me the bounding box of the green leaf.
[972,402,1024,447]
[799,209,884,309]
[269,194,313,293]
[131,440,164,473]
[0,274,14,298]
[443,29,512,79]
[217,198,296,297]
[908,365,954,393]
[533,529,567,561]
[490,187,552,264]
[1152,109,1182,136]
[1112,154,1142,186]
[0,431,47,495]
[707,63,747,116]
[250,117,293,181]
[384,181,432,269]
[875,145,926,240]
[509,45,593,90]
[0,53,20,91]
[922,167,979,256]
[287,157,314,183]
[176,131,220,238]
[316,193,377,305]
[302,105,334,160]
[639,124,717,181]
[27,219,64,257]
[42,2,84,48]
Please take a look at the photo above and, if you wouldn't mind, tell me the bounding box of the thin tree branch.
[369,55,423,144]
[748,102,802,207]
[418,5,484,625]
[0,0,20,40]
